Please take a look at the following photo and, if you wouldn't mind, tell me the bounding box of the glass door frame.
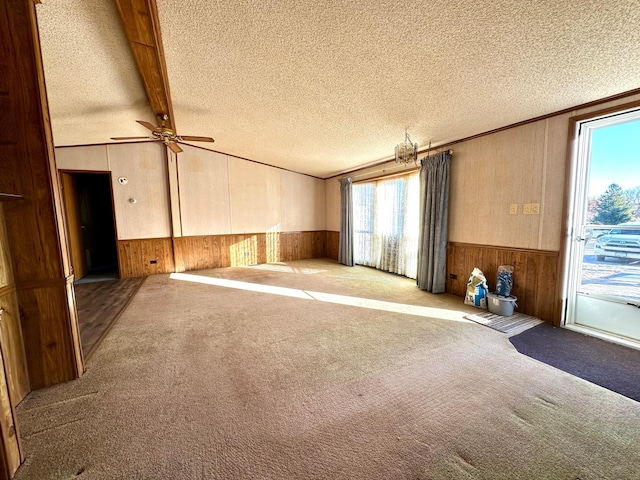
[561,102,640,349]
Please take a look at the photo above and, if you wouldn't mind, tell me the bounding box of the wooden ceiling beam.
[113,0,175,129]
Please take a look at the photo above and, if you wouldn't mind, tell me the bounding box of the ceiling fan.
[111,114,214,153]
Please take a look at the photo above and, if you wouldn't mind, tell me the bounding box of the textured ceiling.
[36,0,640,177]
[36,0,156,144]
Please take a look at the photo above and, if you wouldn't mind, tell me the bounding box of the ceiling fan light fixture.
[111,118,214,152]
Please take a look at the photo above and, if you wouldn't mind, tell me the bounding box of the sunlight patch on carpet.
[170,272,470,322]
[464,311,544,335]
[243,263,327,275]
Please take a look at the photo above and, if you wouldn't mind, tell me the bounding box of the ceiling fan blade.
[178,135,215,143]
[111,136,155,140]
[167,142,183,154]
[136,120,159,132]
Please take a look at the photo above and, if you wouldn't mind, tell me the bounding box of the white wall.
[227,158,282,233]
[280,170,325,232]
[325,178,340,232]
[177,148,231,236]
[55,142,326,239]
[56,142,171,240]
[108,143,171,240]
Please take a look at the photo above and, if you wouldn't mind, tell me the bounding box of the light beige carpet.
[14,259,640,479]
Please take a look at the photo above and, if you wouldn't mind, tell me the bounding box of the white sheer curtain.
[353,174,419,279]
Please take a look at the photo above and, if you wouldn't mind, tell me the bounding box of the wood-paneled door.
[60,173,87,280]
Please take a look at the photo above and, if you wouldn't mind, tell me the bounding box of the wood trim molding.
[568,99,640,123]
[58,169,110,175]
[113,0,175,128]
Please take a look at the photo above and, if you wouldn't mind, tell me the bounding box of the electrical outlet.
[509,204,518,215]
[530,203,540,215]
[523,203,532,215]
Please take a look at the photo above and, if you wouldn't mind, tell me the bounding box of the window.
[353,174,419,279]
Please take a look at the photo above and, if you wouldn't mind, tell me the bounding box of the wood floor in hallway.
[75,276,146,359]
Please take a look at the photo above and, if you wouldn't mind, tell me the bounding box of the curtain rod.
[347,149,453,180]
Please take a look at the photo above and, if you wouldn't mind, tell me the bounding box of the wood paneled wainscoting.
[117,232,332,278]
[446,242,560,325]
[325,231,339,261]
[173,231,327,272]
[117,238,176,278]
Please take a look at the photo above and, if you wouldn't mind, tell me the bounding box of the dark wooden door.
[60,173,87,280]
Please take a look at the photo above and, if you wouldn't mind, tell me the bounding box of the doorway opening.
[565,106,640,348]
[60,172,119,282]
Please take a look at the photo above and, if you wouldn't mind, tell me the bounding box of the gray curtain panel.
[417,152,452,292]
[338,177,354,266]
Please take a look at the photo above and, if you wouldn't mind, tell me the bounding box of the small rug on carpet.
[510,323,640,403]
[464,310,544,334]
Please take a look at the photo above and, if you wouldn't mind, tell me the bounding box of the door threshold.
[563,324,640,351]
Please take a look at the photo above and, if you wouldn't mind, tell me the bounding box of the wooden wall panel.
[0,208,14,290]
[447,242,559,324]
[325,231,339,261]
[279,231,325,262]
[1,206,30,405]
[0,290,30,405]
[17,283,78,388]
[175,231,330,272]
[0,338,21,479]
[0,0,83,406]
[117,238,175,278]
